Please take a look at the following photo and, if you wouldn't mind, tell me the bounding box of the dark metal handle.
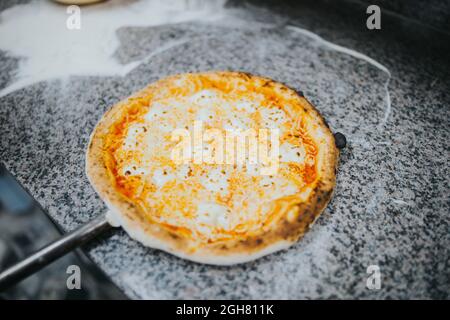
[0,214,112,291]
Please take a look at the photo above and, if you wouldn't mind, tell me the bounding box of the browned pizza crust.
[86,71,339,265]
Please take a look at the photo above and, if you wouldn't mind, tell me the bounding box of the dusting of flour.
[0,0,226,96]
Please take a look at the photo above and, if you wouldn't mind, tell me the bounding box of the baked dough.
[86,71,338,265]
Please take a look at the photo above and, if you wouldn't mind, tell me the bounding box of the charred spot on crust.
[263,79,277,88]
[277,81,304,99]
[334,132,347,149]
[238,72,252,80]
[316,190,332,207]
[321,117,331,129]
[236,236,266,249]
[169,233,179,240]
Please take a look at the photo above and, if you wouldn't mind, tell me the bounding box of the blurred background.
[0,163,126,299]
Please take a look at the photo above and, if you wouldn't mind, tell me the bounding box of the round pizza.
[86,71,339,265]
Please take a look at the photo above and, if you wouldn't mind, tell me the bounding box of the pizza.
[86,71,339,265]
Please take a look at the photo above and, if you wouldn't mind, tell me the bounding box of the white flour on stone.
[0,0,226,96]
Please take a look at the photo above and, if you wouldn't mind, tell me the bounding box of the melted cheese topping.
[103,74,318,244]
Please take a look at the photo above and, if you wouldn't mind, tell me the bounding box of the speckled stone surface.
[0,0,449,299]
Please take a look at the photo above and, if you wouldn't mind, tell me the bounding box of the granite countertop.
[0,0,449,299]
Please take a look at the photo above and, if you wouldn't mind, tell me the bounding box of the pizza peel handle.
[0,214,113,291]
